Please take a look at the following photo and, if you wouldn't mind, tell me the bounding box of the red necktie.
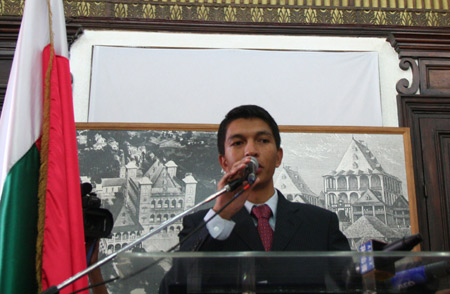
[252,204,273,251]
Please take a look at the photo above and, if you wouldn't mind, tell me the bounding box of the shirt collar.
[244,189,278,218]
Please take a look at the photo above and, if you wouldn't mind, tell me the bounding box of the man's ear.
[219,154,229,172]
[276,147,283,168]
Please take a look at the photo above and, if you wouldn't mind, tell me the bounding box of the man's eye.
[231,141,242,146]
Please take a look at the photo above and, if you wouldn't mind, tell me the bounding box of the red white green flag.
[0,0,88,293]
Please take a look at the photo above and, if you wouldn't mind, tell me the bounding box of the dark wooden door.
[399,96,450,251]
[419,117,450,250]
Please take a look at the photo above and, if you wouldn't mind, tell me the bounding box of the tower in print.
[323,137,410,248]
[97,156,197,254]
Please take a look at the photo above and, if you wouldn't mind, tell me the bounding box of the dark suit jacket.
[179,191,350,252]
[159,192,352,293]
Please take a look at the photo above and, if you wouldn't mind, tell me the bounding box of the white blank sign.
[89,46,382,126]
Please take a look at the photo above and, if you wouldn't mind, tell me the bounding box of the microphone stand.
[42,178,245,294]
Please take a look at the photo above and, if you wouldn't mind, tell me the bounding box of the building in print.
[103,191,144,255]
[274,166,321,206]
[96,156,197,254]
[322,138,410,248]
[342,215,403,247]
[391,195,410,227]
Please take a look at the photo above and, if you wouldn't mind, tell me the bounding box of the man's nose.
[244,140,258,157]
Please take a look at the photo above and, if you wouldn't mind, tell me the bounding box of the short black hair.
[217,105,281,156]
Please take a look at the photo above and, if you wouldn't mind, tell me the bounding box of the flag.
[0,0,88,293]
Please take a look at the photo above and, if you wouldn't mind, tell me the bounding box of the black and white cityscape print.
[77,128,412,293]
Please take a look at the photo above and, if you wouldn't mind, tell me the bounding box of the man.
[159,105,351,293]
[179,104,350,252]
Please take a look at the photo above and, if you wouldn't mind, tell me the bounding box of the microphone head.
[246,156,259,184]
[248,156,259,170]
[382,233,422,252]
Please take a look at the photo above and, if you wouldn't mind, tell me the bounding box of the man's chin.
[250,178,271,190]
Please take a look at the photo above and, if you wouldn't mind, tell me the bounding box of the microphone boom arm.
[44,183,238,294]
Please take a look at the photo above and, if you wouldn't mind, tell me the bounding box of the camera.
[81,182,114,241]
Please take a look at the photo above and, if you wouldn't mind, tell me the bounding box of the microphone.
[382,233,423,252]
[224,157,259,192]
[358,234,423,281]
[387,261,450,290]
[359,234,422,254]
[245,156,259,184]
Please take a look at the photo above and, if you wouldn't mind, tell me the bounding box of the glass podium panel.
[94,251,450,294]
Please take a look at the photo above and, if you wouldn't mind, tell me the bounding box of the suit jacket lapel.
[232,208,265,251]
[271,193,304,251]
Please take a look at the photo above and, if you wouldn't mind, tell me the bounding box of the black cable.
[68,185,250,294]
[117,185,250,281]
[70,276,119,294]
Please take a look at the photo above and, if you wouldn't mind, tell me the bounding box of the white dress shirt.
[204,190,278,240]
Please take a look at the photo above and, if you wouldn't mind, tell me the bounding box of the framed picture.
[76,123,417,291]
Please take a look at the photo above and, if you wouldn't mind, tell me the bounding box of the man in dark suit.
[159,105,351,293]
[179,104,350,252]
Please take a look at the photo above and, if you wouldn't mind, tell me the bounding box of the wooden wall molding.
[389,32,450,96]
[2,0,450,28]
[62,3,450,27]
[388,32,450,58]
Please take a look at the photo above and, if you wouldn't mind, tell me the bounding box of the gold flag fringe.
[36,0,55,292]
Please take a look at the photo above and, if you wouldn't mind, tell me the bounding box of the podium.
[96,251,450,294]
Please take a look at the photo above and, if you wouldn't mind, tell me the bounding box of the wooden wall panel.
[420,59,450,95]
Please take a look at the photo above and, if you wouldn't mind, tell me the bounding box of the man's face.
[219,118,283,190]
